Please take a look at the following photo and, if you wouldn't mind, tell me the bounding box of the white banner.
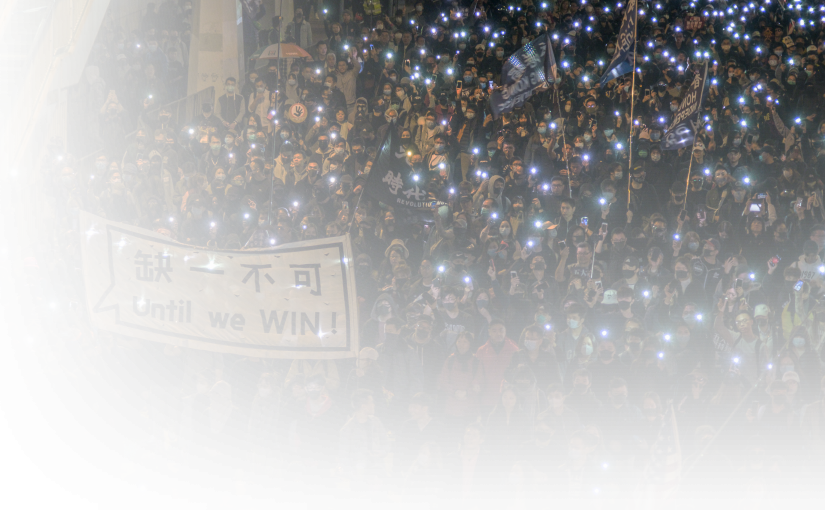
[80,212,359,359]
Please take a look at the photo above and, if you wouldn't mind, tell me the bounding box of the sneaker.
[100,471,121,487]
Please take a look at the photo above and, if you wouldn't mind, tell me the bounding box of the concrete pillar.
[187,0,246,96]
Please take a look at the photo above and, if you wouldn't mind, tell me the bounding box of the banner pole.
[682,61,707,211]
[554,87,573,199]
[626,5,639,212]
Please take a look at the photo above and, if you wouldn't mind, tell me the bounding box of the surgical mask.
[524,340,539,351]
[769,59,778,67]
[464,76,472,83]
[688,242,699,251]
[651,154,661,162]
[581,344,593,356]
[603,192,614,201]
[806,69,813,77]
[774,49,783,56]
[288,79,297,85]
[434,143,446,152]
[496,50,504,57]
[383,88,392,96]
[788,79,796,86]
[443,302,456,311]
[280,131,289,139]
[466,113,476,120]
[792,337,806,348]
[583,134,592,142]
[257,87,265,93]
[226,85,235,93]
[607,47,615,55]
[426,120,436,129]
[210,143,221,152]
[499,227,510,236]
[604,129,614,136]
[670,104,678,112]
[568,319,580,329]
[537,127,547,134]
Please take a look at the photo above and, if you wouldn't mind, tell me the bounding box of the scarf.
[209,381,232,434]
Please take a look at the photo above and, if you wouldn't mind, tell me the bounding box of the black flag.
[661,61,709,150]
[490,33,556,117]
[599,0,638,87]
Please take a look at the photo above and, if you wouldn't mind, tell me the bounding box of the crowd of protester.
[41,0,825,503]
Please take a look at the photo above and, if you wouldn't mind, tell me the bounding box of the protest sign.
[661,61,708,150]
[490,33,557,117]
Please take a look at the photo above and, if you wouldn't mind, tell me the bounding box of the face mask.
[769,59,778,67]
[722,45,731,51]
[496,51,504,58]
[533,261,546,271]
[687,242,699,252]
[426,120,436,129]
[443,301,456,311]
[788,79,796,86]
[568,319,580,329]
[537,127,547,134]
[575,142,584,148]
[210,144,221,152]
[621,270,635,280]
[792,337,806,348]
[702,248,714,258]
[676,270,689,280]
[583,134,592,142]
[604,129,614,137]
[524,340,539,351]
[613,240,626,250]
[651,154,661,162]
[367,479,384,498]
[599,350,614,361]
[806,70,813,77]
[257,87,265,93]
[670,104,678,112]
[377,304,391,315]
[607,47,615,55]
[581,344,593,356]
[226,85,235,93]
[467,113,476,120]
[774,50,783,56]
[434,144,446,153]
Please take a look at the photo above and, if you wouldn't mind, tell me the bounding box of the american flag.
[627,404,682,510]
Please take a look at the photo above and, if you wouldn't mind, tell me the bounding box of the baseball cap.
[623,256,640,268]
[754,304,770,318]
[602,289,618,305]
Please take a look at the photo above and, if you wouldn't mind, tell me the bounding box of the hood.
[86,66,100,85]
[488,175,505,199]
[370,292,400,321]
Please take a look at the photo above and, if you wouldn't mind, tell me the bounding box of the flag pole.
[626,4,639,212]
[553,83,573,199]
[682,62,707,211]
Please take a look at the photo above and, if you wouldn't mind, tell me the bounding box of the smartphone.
[756,193,767,199]
[769,255,780,266]
[678,209,688,221]
[456,81,462,91]
[735,278,744,289]
[794,280,804,292]
[745,134,753,145]
[595,280,603,291]
[599,223,608,236]
[797,198,804,208]
[581,217,588,226]
[342,202,349,211]
[749,203,762,212]
[489,81,494,90]
[405,59,411,67]
[558,240,566,249]
[510,270,518,280]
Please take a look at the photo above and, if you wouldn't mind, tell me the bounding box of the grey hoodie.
[37,365,90,431]
[473,174,510,213]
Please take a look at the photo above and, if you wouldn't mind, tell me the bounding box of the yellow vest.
[364,0,381,15]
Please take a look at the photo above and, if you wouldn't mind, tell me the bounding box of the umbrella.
[255,43,312,60]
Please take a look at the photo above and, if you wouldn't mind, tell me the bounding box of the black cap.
[202,102,213,113]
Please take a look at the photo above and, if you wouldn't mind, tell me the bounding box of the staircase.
[0,0,52,125]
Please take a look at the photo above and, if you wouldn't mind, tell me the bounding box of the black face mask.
[622,269,636,279]
[702,248,714,257]
[618,301,632,311]
[533,262,547,271]
[676,269,689,279]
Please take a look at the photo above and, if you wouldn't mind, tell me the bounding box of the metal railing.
[76,85,215,169]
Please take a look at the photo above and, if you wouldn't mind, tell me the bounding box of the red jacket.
[474,338,519,408]
[438,354,484,417]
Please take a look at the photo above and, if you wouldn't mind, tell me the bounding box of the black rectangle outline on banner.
[92,224,352,352]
